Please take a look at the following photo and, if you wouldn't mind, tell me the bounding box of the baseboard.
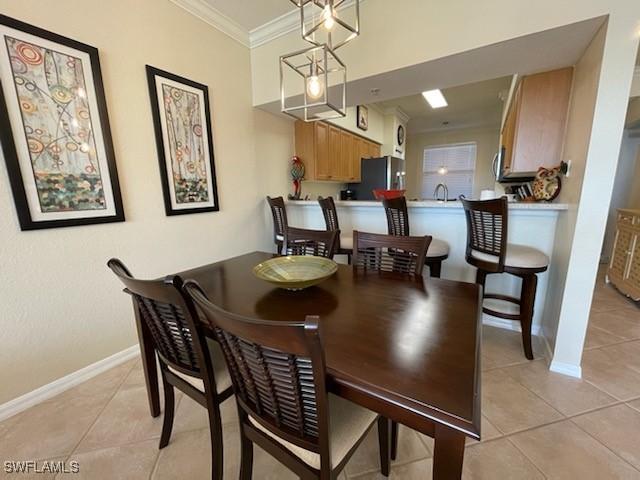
[482,315,543,336]
[549,360,582,378]
[0,345,140,422]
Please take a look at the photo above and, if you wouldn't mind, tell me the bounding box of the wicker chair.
[107,259,233,480]
[381,196,450,277]
[461,197,549,360]
[317,196,353,263]
[184,281,391,480]
[283,226,338,259]
[267,196,288,254]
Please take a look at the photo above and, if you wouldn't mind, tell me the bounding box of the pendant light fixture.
[280,0,360,121]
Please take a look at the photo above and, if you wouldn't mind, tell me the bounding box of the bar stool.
[460,197,549,360]
[381,196,449,277]
[266,196,288,253]
[318,196,353,264]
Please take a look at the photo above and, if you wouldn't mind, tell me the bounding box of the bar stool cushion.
[249,394,377,469]
[340,236,353,250]
[426,238,449,258]
[472,244,549,269]
[167,343,232,394]
[276,234,284,242]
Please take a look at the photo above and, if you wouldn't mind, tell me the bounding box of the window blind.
[421,143,477,199]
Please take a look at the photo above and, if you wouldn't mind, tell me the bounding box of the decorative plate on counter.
[532,165,562,201]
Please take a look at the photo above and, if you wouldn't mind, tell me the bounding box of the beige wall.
[327,106,385,145]
[0,0,272,404]
[405,127,500,199]
[628,146,640,208]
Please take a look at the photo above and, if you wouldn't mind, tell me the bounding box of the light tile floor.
[2,269,640,479]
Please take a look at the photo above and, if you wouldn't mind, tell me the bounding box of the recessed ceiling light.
[422,89,448,109]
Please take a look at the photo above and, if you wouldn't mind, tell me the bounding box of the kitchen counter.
[286,199,568,210]
[283,198,565,337]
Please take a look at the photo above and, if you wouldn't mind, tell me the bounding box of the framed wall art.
[0,14,124,230]
[357,105,368,131]
[146,66,219,216]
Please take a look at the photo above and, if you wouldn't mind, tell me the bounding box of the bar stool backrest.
[267,196,288,243]
[382,196,410,236]
[460,197,508,274]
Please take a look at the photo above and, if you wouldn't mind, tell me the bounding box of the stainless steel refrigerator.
[347,156,406,200]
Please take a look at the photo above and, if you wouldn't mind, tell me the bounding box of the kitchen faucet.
[434,183,449,202]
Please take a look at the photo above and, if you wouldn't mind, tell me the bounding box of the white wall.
[548,17,639,376]
[601,131,640,261]
[0,0,272,404]
[405,127,500,199]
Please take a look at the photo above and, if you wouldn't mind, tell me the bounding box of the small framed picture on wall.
[0,14,124,230]
[357,105,368,131]
[146,66,219,216]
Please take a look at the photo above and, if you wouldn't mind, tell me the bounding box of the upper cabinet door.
[328,125,342,181]
[501,67,573,179]
[340,130,354,181]
[315,122,331,180]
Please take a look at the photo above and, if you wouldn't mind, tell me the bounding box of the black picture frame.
[145,65,219,216]
[357,105,368,131]
[0,14,124,231]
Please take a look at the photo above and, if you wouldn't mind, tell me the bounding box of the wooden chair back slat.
[317,196,340,232]
[284,227,338,259]
[382,196,410,236]
[460,197,508,273]
[352,231,431,276]
[184,281,329,455]
[108,259,202,374]
[267,196,288,241]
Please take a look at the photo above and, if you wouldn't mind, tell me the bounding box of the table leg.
[133,299,160,418]
[432,424,466,479]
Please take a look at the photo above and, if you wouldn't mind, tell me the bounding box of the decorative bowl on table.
[253,256,338,291]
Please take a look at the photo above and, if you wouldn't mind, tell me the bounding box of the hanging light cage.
[280,43,346,122]
[300,0,360,50]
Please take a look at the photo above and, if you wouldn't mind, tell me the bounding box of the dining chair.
[352,230,432,276]
[107,259,233,480]
[267,196,288,253]
[317,196,353,263]
[352,230,431,459]
[381,196,450,277]
[460,197,549,359]
[283,226,338,259]
[184,281,391,480]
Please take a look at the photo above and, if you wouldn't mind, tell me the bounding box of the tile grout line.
[52,360,138,480]
[569,415,640,473]
[66,360,139,457]
[503,436,550,479]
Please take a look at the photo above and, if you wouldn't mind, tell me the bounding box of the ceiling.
[203,0,294,31]
[375,77,512,134]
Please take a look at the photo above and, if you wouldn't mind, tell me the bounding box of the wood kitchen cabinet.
[500,67,573,179]
[608,209,640,301]
[294,120,380,182]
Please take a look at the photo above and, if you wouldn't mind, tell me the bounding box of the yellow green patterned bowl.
[253,256,338,290]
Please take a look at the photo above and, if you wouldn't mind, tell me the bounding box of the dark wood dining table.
[136,251,482,479]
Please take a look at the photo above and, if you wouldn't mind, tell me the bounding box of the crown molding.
[250,0,364,49]
[170,0,250,47]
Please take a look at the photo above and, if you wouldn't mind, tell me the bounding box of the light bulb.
[306,75,324,100]
[438,166,448,175]
[322,4,335,30]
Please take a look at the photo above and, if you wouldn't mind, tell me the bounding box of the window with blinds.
[422,142,477,199]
